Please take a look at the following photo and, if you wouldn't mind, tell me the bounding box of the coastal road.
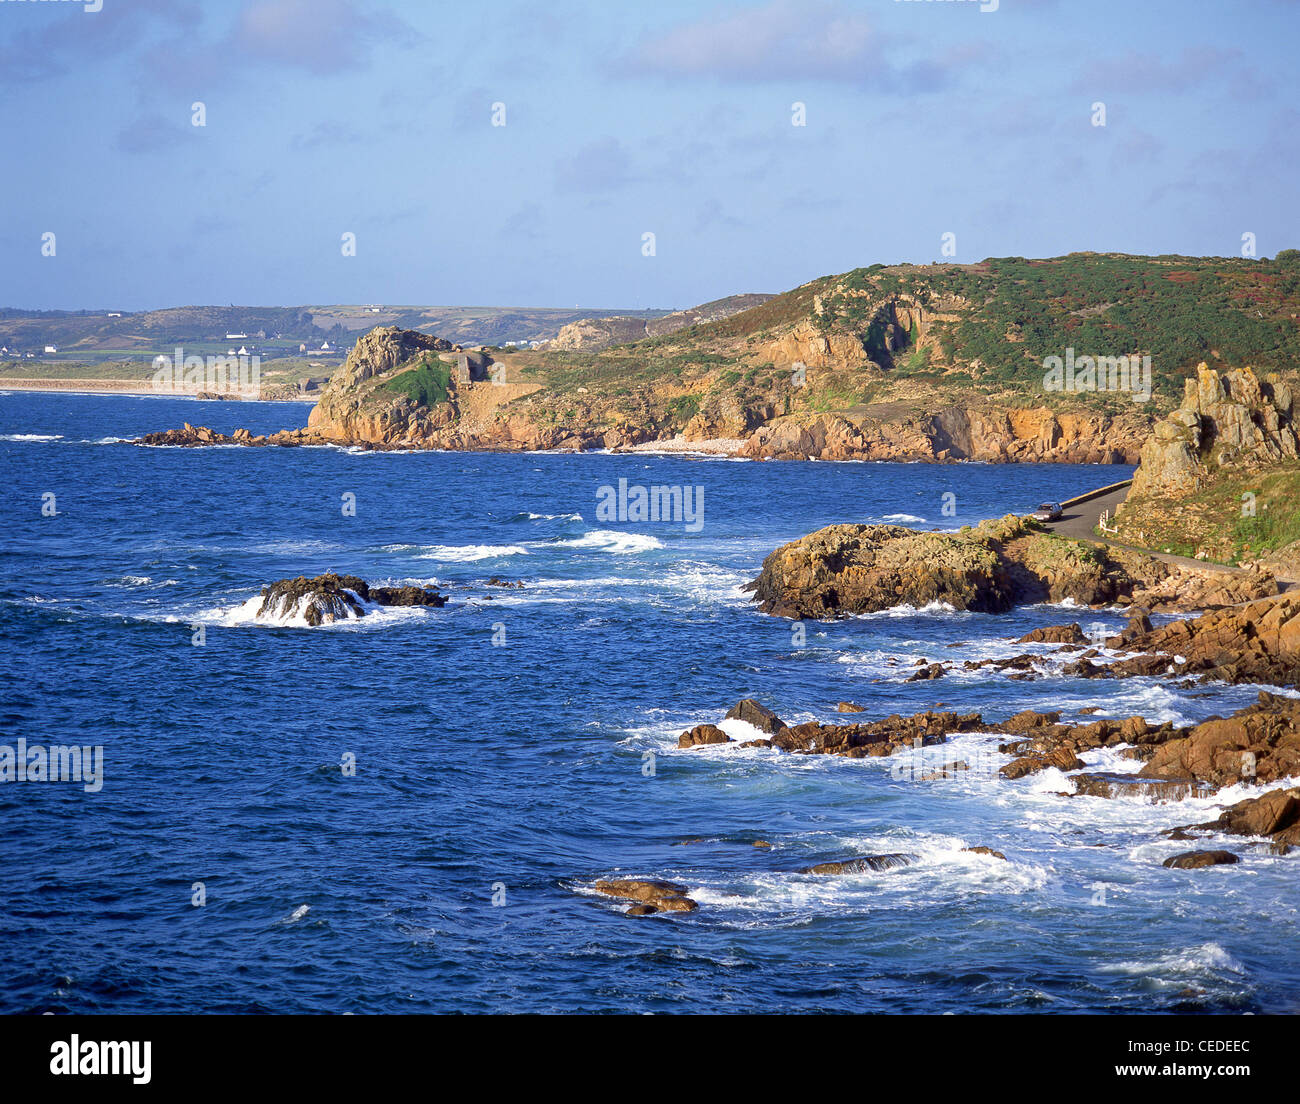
[1039,480,1133,544]
[1037,479,1270,580]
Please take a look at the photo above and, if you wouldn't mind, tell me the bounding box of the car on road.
[1030,502,1063,522]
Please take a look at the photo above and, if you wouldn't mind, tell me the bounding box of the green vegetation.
[666,394,701,421]
[1117,463,1300,564]
[816,252,1300,400]
[383,355,452,406]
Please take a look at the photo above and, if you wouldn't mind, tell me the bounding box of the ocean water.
[1,391,1297,1014]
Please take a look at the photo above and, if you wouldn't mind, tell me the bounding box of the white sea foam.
[198,590,434,630]
[1098,942,1247,984]
[550,529,664,554]
[849,600,963,620]
[881,513,926,523]
[1,432,63,441]
[413,543,530,562]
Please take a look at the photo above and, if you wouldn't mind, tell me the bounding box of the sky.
[1,0,1297,311]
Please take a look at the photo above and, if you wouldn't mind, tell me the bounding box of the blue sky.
[1,0,1296,311]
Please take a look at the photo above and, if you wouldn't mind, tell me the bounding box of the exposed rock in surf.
[1172,786,1300,854]
[1136,692,1300,787]
[1018,623,1087,644]
[962,846,1007,860]
[1162,850,1240,870]
[137,422,318,448]
[770,709,986,758]
[678,724,732,749]
[1069,772,1211,802]
[906,662,946,681]
[725,699,787,734]
[999,746,1086,780]
[257,573,447,626]
[802,854,915,874]
[836,701,866,713]
[592,879,698,915]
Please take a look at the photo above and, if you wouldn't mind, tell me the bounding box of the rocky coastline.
[581,362,1299,919]
[134,325,1155,462]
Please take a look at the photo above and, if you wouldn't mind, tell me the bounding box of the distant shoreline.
[0,378,316,403]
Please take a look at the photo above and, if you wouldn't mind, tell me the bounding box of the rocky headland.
[746,514,1275,619]
[134,253,1300,462]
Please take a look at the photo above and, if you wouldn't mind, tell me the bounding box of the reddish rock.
[678,724,732,749]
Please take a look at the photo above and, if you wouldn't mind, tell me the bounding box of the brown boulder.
[1018,623,1086,644]
[1162,850,1240,869]
[962,846,1007,860]
[592,878,698,913]
[678,724,731,749]
[1000,745,1086,780]
[725,699,787,734]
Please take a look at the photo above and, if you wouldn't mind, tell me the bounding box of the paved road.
[1040,484,1132,543]
[1038,481,1263,579]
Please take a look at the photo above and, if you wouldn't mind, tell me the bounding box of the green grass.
[383,356,452,406]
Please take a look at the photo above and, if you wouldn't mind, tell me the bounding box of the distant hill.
[0,303,676,357]
[541,294,775,352]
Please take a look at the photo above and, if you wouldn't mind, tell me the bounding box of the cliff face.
[1110,363,1300,566]
[737,406,1145,463]
[153,322,1155,459]
[1127,363,1297,497]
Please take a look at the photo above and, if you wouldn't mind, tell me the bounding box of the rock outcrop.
[747,515,1181,618]
[1174,786,1300,853]
[591,879,698,915]
[737,406,1146,464]
[1074,594,1300,686]
[1127,363,1297,498]
[257,573,447,626]
[1136,693,1300,786]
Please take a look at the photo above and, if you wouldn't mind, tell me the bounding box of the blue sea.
[2,392,1296,1014]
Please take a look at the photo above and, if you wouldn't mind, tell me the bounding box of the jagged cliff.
[1126,363,1297,497]
[1113,363,1300,567]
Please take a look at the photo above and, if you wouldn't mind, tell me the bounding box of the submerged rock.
[1070,772,1211,802]
[802,854,916,874]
